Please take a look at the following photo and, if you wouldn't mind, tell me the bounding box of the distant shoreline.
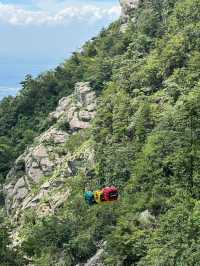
[0,86,20,101]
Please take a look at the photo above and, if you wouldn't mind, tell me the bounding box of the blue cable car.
[84,191,96,205]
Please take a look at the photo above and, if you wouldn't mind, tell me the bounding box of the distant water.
[0,59,63,101]
[0,86,20,100]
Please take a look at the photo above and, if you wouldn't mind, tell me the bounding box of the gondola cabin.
[94,190,104,204]
[102,186,118,201]
[84,191,96,205]
[85,186,119,205]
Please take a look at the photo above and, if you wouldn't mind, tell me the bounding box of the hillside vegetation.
[1,0,200,265]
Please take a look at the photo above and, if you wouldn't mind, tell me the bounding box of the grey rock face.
[119,0,139,21]
[69,115,90,130]
[39,128,69,144]
[13,178,25,192]
[50,82,97,131]
[86,103,96,112]
[75,82,96,106]
[4,82,97,218]
[49,80,96,130]
[138,210,156,228]
[76,248,104,266]
[24,145,54,183]
[15,187,28,200]
[79,110,96,122]
[85,249,104,266]
[50,97,71,120]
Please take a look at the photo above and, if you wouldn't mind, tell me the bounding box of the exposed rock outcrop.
[4,82,97,219]
[120,0,139,22]
[76,247,105,266]
[138,210,156,228]
[50,81,96,131]
[84,249,104,266]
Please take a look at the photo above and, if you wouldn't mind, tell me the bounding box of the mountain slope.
[1,0,200,265]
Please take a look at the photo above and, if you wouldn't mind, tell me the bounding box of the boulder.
[32,145,48,159]
[86,103,96,112]
[65,106,77,123]
[119,0,139,21]
[76,248,104,266]
[13,178,25,194]
[4,182,15,198]
[75,82,91,99]
[31,161,39,168]
[138,210,156,228]
[75,82,96,106]
[51,190,70,210]
[14,155,26,171]
[70,116,90,130]
[79,110,96,122]
[27,168,44,183]
[40,127,69,144]
[84,249,104,266]
[84,91,96,106]
[24,144,57,183]
[15,187,28,200]
[40,158,54,173]
[49,82,96,132]
[50,97,72,120]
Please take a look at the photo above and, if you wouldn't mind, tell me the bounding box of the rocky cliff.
[4,82,96,223]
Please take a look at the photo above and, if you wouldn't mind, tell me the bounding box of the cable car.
[84,186,119,205]
[84,191,96,205]
[94,190,105,204]
[102,186,118,202]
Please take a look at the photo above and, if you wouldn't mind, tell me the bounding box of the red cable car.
[102,186,119,202]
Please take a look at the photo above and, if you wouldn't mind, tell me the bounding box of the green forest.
[1,0,200,265]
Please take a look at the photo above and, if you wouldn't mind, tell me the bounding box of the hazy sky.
[0,0,120,99]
